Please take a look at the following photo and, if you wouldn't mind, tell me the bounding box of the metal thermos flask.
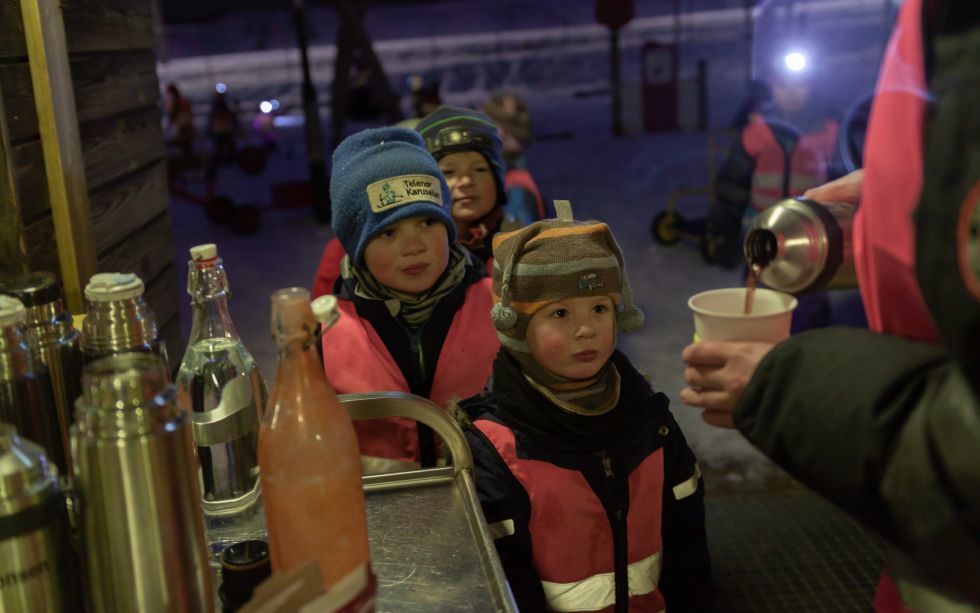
[0,295,61,471]
[72,352,212,612]
[80,272,168,366]
[0,272,83,475]
[0,423,71,611]
[743,197,859,294]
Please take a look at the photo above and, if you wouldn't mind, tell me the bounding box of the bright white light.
[270,99,280,111]
[259,100,273,114]
[784,52,807,73]
[215,82,227,94]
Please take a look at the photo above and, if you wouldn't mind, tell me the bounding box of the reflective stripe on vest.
[504,168,546,219]
[475,419,667,613]
[323,279,498,463]
[743,117,838,212]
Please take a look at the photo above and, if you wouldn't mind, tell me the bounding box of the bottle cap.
[190,243,219,262]
[0,424,59,516]
[0,295,27,327]
[311,295,340,329]
[84,273,145,302]
[0,271,61,307]
[219,540,271,609]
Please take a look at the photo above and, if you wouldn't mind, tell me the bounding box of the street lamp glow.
[215,82,228,94]
[784,52,807,73]
[259,100,273,114]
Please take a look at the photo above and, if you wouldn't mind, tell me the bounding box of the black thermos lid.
[219,540,272,612]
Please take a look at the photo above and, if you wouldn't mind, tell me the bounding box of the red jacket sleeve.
[311,238,347,298]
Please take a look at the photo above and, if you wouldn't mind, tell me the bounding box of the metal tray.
[341,392,517,613]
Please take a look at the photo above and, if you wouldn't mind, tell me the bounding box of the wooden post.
[292,0,331,224]
[20,0,96,313]
[0,82,28,278]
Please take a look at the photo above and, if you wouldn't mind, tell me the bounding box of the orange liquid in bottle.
[258,288,371,597]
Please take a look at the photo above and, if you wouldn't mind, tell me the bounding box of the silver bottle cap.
[0,295,27,327]
[0,423,59,516]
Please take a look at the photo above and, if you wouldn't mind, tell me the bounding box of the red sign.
[595,0,634,29]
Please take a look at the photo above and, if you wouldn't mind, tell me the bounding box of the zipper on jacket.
[598,451,629,612]
[406,326,436,466]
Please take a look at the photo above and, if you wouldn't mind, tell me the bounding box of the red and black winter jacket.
[462,351,711,612]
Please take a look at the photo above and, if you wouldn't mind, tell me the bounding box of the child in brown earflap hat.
[461,202,711,612]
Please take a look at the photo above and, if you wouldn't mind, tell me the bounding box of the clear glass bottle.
[175,244,267,573]
[259,289,374,605]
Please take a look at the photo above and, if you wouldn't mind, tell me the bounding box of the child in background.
[323,127,498,474]
[415,106,509,267]
[483,92,547,226]
[311,107,508,297]
[461,203,711,611]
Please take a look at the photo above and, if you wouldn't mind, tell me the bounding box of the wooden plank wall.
[0,0,182,361]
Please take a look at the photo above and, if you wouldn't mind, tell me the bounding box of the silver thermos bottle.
[0,423,71,612]
[0,295,61,471]
[72,352,212,612]
[0,272,84,475]
[80,272,169,367]
[743,197,859,294]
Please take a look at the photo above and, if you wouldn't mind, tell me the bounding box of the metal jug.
[0,272,83,475]
[72,352,212,612]
[0,423,71,612]
[743,197,858,294]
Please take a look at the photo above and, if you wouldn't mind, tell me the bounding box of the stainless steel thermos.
[0,423,71,612]
[0,273,83,475]
[72,352,212,612]
[0,295,61,472]
[743,197,858,294]
[80,272,169,366]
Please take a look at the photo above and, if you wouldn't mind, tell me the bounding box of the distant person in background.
[205,91,239,181]
[708,51,840,331]
[729,79,773,129]
[407,74,442,119]
[164,83,197,156]
[682,0,980,607]
[483,92,546,227]
[322,127,498,474]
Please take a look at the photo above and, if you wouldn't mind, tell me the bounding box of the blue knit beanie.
[331,127,456,265]
[416,106,507,207]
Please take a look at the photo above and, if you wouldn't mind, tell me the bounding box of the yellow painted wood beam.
[20,0,96,313]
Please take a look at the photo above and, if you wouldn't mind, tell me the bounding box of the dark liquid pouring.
[744,264,763,315]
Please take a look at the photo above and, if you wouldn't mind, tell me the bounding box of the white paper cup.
[688,288,798,343]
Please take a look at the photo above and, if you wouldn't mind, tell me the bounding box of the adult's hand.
[680,341,775,428]
[803,168,864,205]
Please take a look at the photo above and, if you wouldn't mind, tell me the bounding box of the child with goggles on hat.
[459,202,711,611]
[322,127,498,474]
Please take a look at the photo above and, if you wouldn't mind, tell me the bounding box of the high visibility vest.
[855,0,938,343]
[742,116,839,212]
[322,279,498,469]
[504,168,546,220]
[475,419,668,613]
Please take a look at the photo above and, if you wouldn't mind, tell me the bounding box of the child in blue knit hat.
[321,126,499,474]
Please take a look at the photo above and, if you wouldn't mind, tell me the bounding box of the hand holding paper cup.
[687,288,797,343]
